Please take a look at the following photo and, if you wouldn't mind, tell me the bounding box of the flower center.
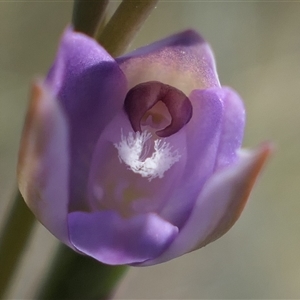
[113,81,191,181]
[124,81,193,137]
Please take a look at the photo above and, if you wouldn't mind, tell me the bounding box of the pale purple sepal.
[213,87,245,170]
[46,27,127,210]
[159,89,224,228]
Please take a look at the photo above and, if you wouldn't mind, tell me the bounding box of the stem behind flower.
[0,192,35,299]
[98,0,159,57]
[35,244,127,300]
[72,0,109,36]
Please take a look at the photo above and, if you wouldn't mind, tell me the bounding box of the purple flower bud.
[18,27,271,266]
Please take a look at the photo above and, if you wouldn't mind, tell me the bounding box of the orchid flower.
[18,28,270,266]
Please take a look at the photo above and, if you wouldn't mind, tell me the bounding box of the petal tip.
[198,142,273,249]
[243,141,274,181]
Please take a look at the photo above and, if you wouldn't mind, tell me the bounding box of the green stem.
[72,0,109,37]
[0,191,35,299]
[35,244,128,300]
[98,0,159,57]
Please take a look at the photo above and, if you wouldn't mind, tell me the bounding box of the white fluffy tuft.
[114,130,180,181]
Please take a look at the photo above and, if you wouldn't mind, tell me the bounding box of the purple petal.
[68,211,178,265]
[141,143,272,265]
[117,30,220,95]
[159,89,224,228]
[214,87,246,170]
[46,27,128,210]
[87,110,187,215]
[18,80,71,247]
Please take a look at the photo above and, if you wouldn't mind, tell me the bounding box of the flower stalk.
[0,192,35,299]
[35,244,127,300]
[98,0,159,57]
[72,0,109,37]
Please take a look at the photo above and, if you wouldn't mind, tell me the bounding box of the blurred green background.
[1,1,300,299]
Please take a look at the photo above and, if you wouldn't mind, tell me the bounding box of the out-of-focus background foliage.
[1,1,300,299]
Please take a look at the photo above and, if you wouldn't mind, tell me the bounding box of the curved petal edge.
[18,79,71,246]
[68,211,178,265]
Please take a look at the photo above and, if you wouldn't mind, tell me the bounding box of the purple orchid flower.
[18,28,271,266]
